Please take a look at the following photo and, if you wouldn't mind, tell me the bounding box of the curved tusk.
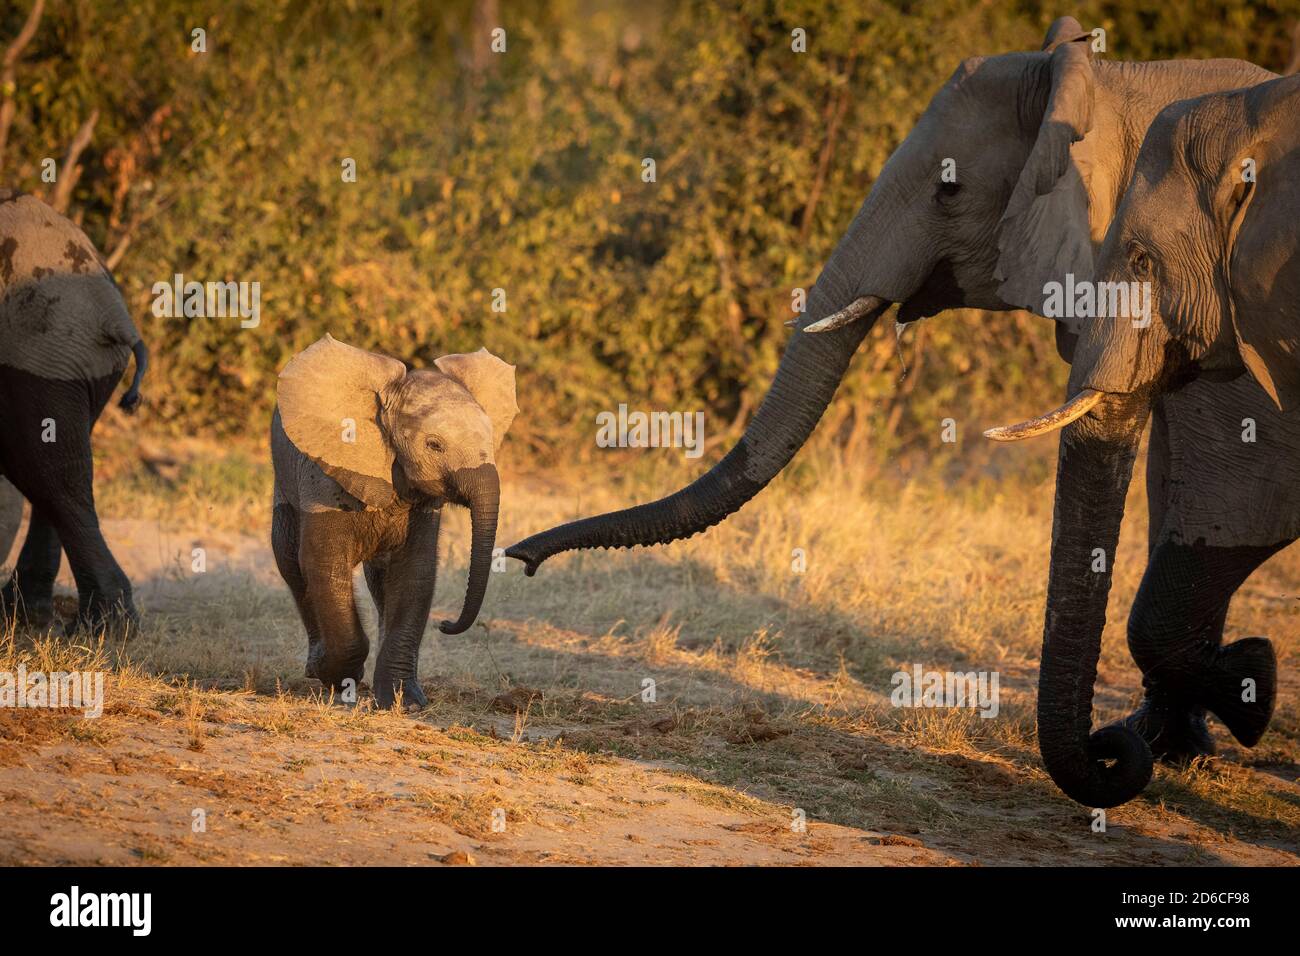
[802,295,887,333]
[983,388,1106,442]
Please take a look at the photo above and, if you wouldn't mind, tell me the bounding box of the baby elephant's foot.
[304,641,326,680]
[315,649,367,697]
[1122,697,1215,765]
[374,658,428,712]
[373,670,428,712]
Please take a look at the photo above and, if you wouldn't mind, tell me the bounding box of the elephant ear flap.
[1227,161,1300,411]
[1040,16,1090,52]
[434,348,519,452]
[277,334,407,508]
[995,34,1097,327]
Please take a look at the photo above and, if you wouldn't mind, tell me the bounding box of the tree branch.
[0,0,46,174]
[51,109,98,213]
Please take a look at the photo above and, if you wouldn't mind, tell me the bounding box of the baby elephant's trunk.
[440,463,500,635]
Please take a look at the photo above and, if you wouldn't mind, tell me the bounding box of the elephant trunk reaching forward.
[506,19,1298,807]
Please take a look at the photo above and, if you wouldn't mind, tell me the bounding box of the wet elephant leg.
[1,508,62,624]
[272,503,326,679]
[1124,538,1290,760]
[297,510,368,691]
[372,508,439,710]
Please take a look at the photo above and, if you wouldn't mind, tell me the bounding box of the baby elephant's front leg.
[372,508,440,710]
[299,511,369,692]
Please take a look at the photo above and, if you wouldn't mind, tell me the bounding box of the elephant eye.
[935,181,962,201]
[1128,247,1153,277]
[425,437,444,454]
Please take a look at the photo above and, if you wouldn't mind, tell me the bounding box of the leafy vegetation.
[3,0,1297,461]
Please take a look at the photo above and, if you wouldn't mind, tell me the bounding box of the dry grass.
[1,433,1297,865]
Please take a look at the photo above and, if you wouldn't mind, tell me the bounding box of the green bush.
[3,0,1296,463]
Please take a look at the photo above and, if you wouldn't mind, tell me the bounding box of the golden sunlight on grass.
[3,438,1297,865]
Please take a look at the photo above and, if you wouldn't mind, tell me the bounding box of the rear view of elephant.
[992,72,1300,806]
[0,189,148,628]
[507,19,1300,805]
[271,335,517,709]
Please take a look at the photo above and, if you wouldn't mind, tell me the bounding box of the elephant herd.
[1,17,1296,809]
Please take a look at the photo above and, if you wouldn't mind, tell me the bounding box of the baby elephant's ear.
[434,348,519,451]
[278,334,407,508]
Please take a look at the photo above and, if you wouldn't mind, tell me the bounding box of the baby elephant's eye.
[1128,247,1153,277]
[935,181,962,201]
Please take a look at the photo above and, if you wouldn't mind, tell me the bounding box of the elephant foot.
[1121,697,1215,764]
[315,646,368,693]
[304,641,326,680]
[0,594,55,630]
[74,589,138,637]
[373,668,428,712]
[1202,637,1276,748]
[2,577,56,629]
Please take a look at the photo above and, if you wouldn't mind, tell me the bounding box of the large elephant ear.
[277,334,408,508]
[994,25,1097,327]
[434,348,519,452]
[1225,80,1300,411]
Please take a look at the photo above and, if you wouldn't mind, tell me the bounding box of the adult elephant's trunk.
[440,464,500,635]
[1037,388,1155,806]
[506,294,889,574]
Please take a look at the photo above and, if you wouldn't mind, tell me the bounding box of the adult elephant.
[0,189,148,629]
[508,20,1299,803]
[989,73,1300,807]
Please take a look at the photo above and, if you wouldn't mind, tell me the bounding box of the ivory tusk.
[983,388,1106,442]
[802,295,887,333]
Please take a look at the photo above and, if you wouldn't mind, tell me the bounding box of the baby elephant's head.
[278,335,518,634]
[386,363,509,504]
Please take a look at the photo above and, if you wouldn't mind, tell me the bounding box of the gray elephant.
[0,189,148,628]
[506,19,1300,799]
[990,72,1300,806]
[271,335,517,709]
[0,477,24,572]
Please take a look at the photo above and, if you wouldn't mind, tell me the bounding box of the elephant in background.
[0,189,148,629]
[506,18,1300,806]
[0,477,23,572]
[271,335,517,709]
[992,72,1300,805]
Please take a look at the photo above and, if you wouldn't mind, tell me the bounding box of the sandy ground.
[0,505,1295,866]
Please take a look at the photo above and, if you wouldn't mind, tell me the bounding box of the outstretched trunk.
[507,288,888,574]
[440,464,500,635]
[1037,389,1154,806]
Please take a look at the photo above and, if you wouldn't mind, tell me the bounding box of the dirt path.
[0,698,957,866]
[2,515,1296,866]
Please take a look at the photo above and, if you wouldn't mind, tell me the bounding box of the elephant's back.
[0,190,138,382]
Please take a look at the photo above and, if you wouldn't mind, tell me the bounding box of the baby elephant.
[271,335,517,708]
